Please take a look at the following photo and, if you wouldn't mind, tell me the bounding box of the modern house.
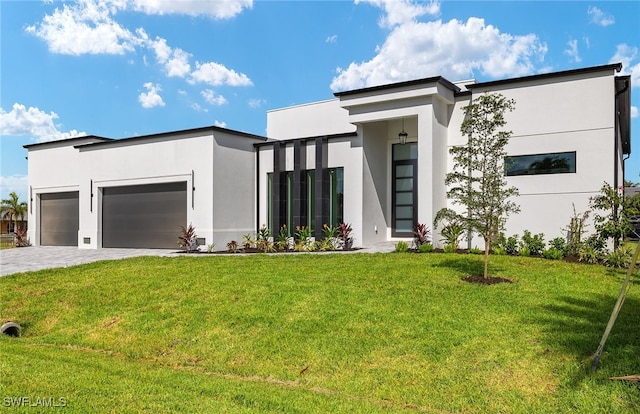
[25,63,631,249]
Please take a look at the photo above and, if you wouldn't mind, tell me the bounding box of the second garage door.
[40,191,79,246]
[102,182,187,248]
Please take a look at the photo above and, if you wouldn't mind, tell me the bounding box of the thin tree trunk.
[484,237,490,278]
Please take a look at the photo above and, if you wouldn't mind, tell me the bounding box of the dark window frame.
[505,151,576,177]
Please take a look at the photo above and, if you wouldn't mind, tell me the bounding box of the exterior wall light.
[398,118,408,145]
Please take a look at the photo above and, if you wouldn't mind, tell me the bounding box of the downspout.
[256,146,260,233]
[613,77,629,250]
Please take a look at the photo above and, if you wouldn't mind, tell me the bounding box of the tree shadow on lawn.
[531,294,640,385]
[434,256,509,280]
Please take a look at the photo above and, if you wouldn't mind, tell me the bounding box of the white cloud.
[26,0,253,88]
[564,39,581,63]
[191,103,208,112]
[588,6,615,27]
[0,175,29,202]
[248,98,266,108]
[358,0,440,28]
[190,62,253,86]
[25,0,141,55]
[138,82,165,108]
[214,120,227,128]
[148,36,191,77]
[326,34,338,43]
[631,106,638,119]
[610,43,640,88]
[130,0,253,19]
[0,103,86,143]
[331,16,547,91]
[201,89,227,105]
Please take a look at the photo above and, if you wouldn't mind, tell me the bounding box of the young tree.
[436,92,520,279]
[0,192,28,233]
[590,182,632,250]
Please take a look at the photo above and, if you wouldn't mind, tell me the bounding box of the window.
[505,152,576,176]
[267,167,344,234]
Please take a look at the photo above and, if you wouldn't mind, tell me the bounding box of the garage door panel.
[40,192,79,246]
[102,182,187,248]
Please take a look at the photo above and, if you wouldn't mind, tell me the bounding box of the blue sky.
[1,0,639,201]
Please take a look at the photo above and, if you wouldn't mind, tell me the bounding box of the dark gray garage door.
[40,191,79,246]
[102,182,187,248]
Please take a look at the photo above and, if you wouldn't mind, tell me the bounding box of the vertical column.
[272,141,284,230]
[293,140,306,230]
[314,136,329,239]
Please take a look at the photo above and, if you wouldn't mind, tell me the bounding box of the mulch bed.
[461,275,513,285]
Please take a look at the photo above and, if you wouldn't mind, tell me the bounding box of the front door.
[392,143,417,237]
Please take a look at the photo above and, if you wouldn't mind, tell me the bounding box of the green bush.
[418,242,434,253]
[492,246,507,255]
[521,230,545,256]
[505,235,519,255]
[443,245,455,253]
[603,246,632,268]
[468,246,483,255]
[548,237,567,257]
[578,244,601,264]
[518,245,531,257]
[542,247,564,260]
[395,241,409,253]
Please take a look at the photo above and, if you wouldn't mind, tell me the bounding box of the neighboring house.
[1,219,27,234]
[25,63,631,249]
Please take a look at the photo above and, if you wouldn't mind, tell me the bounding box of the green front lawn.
[1,254,638,412]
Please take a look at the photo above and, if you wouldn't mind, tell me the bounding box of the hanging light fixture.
[398,118,408,145]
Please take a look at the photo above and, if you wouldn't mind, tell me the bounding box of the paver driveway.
[0,246,176,277]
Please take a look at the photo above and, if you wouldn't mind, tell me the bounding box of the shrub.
[294,226,315,251]
[518,245,531,257]
[412,223,431,248]
[543,248,564,260]
[548,237,567,257]
[395,241,409,253]
[439,221,464,251]
[256,225,271,243]
[206,243,215,253]
[338,223,354,249]
[418,242,434,253]
[521,230,545,256]
[178,224,199,252]
[565,205,590,257]
[443,245,455,253]
[13,226,30,247]
[603,246,633,268]
[242,233,255,250]
[504,235,519,256]
[468,246,483,255]
[226,240,239,253]
[492,246,507,255]
[578,243,601,264]
[275,225,291,251]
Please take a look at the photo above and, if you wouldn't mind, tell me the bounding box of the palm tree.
[0,192,28,233]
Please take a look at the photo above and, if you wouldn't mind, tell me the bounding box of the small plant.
[257,225,271,243]
[492,246,506,255]
[439,220,464,251]
[294,226,315,252]
[242,233,255,250]
[226,240,239,253]
[565,205,590,257]
[418,242,434,253]
[13,226,30,247]
[443,245,455,253]
[520,230,545,256]
[321,224,338,250]
[275,225,291,251]
[258,240,276,253]
[206,243,215,253]
[578,243,601,264]
[395,241,409,253]
[338,222,353,250]
[518,245,531,257]
[468,246,483,255]
[412,223,431,248]
[543,247,564,260]
[548,237,567,257]
[603,245,632,268]
[178,224,199,252]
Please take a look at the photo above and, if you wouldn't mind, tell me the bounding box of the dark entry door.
[392,143,417,237]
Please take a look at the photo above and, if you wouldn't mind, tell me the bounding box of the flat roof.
[23,135,112,149]
[468,63,622,89]
[333,76,460,97]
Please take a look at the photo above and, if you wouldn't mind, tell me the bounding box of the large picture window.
[268,167,343,234]
[505,152,576,176]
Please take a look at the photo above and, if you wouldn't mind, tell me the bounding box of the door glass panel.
[396,206,413,218]
[395,178,413,191]
[395,219,413,233]
[393,143,418,161]
[396,192,413,205]
[396,165,413,177]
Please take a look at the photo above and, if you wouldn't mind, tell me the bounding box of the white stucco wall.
[267,99,356,139]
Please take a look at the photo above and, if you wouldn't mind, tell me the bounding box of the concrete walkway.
[0,242,396,277]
